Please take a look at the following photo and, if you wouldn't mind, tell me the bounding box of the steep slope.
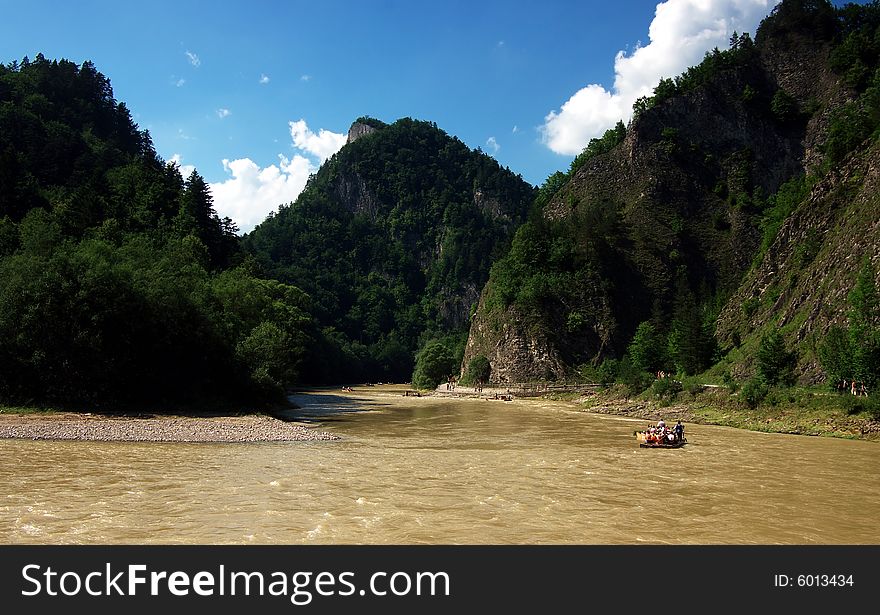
[716,139,880,382]
[244,118,535,381]
[463,0,868,384]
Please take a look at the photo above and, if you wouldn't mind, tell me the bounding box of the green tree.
[756,328,795,386]
[463,355,491,385]
[818,326,853,386]
[847,259,880,384]
[628,321,666,373]
[771,89,798,122]
[412,340,457,389]
[667,278,716,375]
[849,258,879,330]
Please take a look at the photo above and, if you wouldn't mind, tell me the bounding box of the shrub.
[721,367,740,393]
[682,376,705,396]
[617,357,655,395]
[596,359,620,387]
[651,377,683,400]
[462,355,491,386]
[756,329,796,386]
[740,377,769,409]
[411,341,457,390]
[771,89,798,123]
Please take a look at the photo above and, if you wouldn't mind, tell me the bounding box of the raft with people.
[635,419,687,448]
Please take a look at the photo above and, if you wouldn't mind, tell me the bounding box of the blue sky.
[1,0,797,231]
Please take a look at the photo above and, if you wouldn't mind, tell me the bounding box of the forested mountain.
[0,55,318,407]
[244,118,535,383]
[4,0,876,410]
[463,0,880,391]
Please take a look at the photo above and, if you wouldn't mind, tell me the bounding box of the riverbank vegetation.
[578,383,879,441]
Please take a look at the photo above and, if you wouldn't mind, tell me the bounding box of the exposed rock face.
[463,292,568,384]
[473,189,508,221]
[334,171,379,218]
[759,33,850,173]
[716,142,880,383]
[347,121,377,144]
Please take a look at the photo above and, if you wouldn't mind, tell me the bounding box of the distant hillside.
[463,0,880,388]
[244,118,535,382]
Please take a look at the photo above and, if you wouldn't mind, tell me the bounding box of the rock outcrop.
[347,121,377,144]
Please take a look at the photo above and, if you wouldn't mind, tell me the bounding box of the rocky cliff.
[716,140,880,382]
[463,1,871,385]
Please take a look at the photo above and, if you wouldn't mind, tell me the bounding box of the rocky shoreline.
[0,412,339,443]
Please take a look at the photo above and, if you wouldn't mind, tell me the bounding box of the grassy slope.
[574,385,880,441]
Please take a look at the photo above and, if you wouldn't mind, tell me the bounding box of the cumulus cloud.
[541,0,778,155]
[512,125,519,134]
[288,119,346,163]
[216,108,231,119]
[174,77,186,87]
[169,154,196,179]
[210,155,313,233]
[259,73,270,84]
[486,137,500,154]
[185,50,200,67]
[300,74,312,82]
[208,119,346,233]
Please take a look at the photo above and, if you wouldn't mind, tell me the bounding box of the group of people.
[643,419,685,445]
[838,379,869,397]
[445,376,458,391]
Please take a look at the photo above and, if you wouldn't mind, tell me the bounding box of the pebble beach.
[0,412,339,442]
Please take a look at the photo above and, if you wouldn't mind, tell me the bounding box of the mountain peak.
[347,116,386,144]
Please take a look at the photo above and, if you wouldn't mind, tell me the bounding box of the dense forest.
[0,55,319,408]
[243,118,534,384]
[0,57,534,407]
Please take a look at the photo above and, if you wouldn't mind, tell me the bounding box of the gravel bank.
[0,413,339,442]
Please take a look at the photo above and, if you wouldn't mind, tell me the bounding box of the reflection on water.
[1,386,878,544]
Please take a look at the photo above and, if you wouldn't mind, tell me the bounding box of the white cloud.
[288,119,346,163]
[300,74,312,82]
[486,136,500,154]
[216,108,231,119]
[541,0,778,155]
[169,154,196,179]
[512,125,519,134]
[208,119,345,233]
[185,50,201,67]
[174,77,186,87]
[259,73,270,84]
[210,155,314,233]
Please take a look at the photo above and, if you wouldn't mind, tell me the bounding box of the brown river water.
[1,387,878,544]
